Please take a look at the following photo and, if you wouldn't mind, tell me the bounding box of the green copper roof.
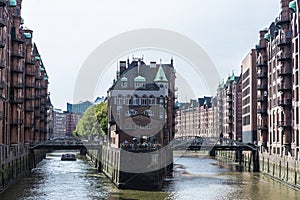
[35,56,41,61]
[40,67,45,72]
[154,65,168,82]
[289,1,296,12]
[21,18,24,25]
[264,33,270,42]
[134,75,146,82]
[121,77,128,81]
[230,73,235,81]
[44,77,48,81]
[23,33,31,39]
[10,0,16,7]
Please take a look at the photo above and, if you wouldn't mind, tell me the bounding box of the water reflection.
[1,151,299,200]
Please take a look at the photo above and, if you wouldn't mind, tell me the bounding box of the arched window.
[148,95,156,105]
[125,95,132,105]
[141,95,148,105]
[133,95,139,105]
[117,95,123,105]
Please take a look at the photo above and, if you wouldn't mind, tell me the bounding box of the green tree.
[74,102,108,139]
[95,102,108,136]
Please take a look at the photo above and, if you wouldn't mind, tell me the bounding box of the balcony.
[257,95,267,102]
[255,44,266,51]
[226,111,233,117]
[278,121,292,128]
[257,83,267,90]
[258,125,268,130]
[257,107,268,114]
[0,17,6,27]
[0,80,5,90]
[278,83,292,91]
[0,0,7,7]
[226,118,233,124]
[25,70,35,76]
[257,60,268,67]
[277,52,292,61]
[227,90,232,96]
[11,66,24,73]
[12,34,25,44]
[25,58,36,65]
[11,82,23,89]
[35,111,41,118]
[275,15,291,27]
[11,119,23,125]
[0,59,5,69]
[278,99,292,106]
[11,97,24,104]
[257,71,267,78]
[277,67,292,76]
[227,98,233,102]
[278,36,291,46]
[0,40,5,48]
[25,106,34,112]
[36,75,42,80]
[25,82,35,88]
[11,51,25,59]
[25,123,34,129]
[25,94,34,100]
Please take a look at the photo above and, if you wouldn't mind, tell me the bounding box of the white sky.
[21,0,279,109]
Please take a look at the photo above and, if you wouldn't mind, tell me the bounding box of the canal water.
[1,151,300,200]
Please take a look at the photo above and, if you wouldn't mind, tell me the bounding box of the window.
[141,96,148,105]
[117,95,123,105]
[149,96,156,105]
[127,109,137,116]
[144,110,154,117]
[133,96,139,105]
[135,82,145,89]
[121,81,128,88]
[125,95,131,105]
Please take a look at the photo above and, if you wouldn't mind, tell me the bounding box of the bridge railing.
[172,136,257,151]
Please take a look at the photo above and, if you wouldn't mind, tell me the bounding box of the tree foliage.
[74,102,108,138]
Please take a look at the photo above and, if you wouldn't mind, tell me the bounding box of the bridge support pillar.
[209,150,216,156]
[235,149,243,164]
[253,149,260,172]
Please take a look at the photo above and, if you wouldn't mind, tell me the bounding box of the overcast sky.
[21,0,279,109]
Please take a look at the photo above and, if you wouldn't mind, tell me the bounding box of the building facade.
[65,112,81,136]
[103,58,176,189]
[241,50,257,143]
[0,0,51,191]
[53,109,66,138]
[66,100,93,114]
[256,0,297,157]
[107,58,176,147]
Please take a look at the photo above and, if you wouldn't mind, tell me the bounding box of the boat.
[61,153,76,161]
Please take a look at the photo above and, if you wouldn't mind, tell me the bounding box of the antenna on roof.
[138,59,140,76]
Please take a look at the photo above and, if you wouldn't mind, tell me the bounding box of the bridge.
[29,136,259,172]
[171,136,259,172]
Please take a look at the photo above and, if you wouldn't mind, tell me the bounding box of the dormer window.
[121,77,128,88]
[134,76,146,89]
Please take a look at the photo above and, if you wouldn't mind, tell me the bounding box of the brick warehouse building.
[103,57,176,189]
[0,0,51,190]
[174,0,300,188]
[107,58,176,148]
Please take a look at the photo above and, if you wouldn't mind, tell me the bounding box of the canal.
[1,151,299,200]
